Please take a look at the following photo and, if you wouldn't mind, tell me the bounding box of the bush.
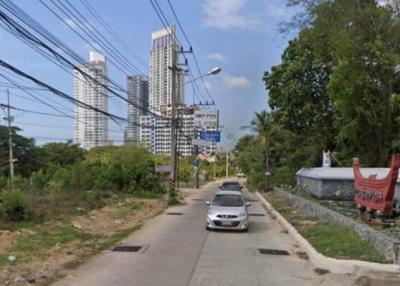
[0,176,7,190]
[0,191,27,221]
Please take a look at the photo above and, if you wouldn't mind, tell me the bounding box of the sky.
[0,0,295,148]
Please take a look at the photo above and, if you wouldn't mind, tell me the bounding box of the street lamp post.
[184,67,222,85]
[187,67,221,188]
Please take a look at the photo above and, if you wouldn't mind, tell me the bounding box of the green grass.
[110,202,142,219]
[265,192,390,263]
[0,222,93,266]
[301,224,387,263]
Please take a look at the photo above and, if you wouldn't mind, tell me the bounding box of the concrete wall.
[274,187,400,263]
[296,168,400,200]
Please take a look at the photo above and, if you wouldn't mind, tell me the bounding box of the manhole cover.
[112,246,142,252]
[249,213,265,217]
[167,212,183,215]
[258,248,289,255]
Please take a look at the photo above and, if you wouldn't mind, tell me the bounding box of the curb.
[256,191,400,274]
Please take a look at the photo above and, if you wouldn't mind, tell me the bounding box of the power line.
[45,0,142,75]
[166,0,214,104]
[79,0,147,69]
[0,0,165,119]
[0,59,127,124]
[0,103,69,118]
[148,0,209,106]
[0,73,74,119]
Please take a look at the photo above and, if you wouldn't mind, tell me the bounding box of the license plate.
[221,221,232,226]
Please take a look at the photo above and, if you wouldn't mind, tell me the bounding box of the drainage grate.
[112,245,142,252]
[259,248,290,255]
[245,199,260,202]
[167,212,183,215]
[192,199,203,201]
[249,213,265,217]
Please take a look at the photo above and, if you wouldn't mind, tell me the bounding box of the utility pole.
[6,89,14,189]
[225,133,233,178]
[169,65,179,195]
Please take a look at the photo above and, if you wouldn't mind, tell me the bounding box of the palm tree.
[242,110,273,190]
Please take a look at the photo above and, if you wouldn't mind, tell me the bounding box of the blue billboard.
[199,131,221,142]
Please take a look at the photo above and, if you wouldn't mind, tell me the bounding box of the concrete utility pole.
[169,65,179,193]
[225,134,233,178]
[6,89,14,189]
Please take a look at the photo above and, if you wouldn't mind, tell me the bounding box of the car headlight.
[239,211,247,217]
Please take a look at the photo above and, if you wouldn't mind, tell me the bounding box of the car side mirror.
[205,201,210,205]
[246,202,251,207]
[218,186,222,189]
[240,186,243,190]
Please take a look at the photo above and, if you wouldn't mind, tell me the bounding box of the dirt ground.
[0,198,167,286]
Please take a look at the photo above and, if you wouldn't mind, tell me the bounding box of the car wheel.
[206,226,211,231]
[242,227,248,232]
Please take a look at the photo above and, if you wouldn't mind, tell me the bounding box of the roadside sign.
[199,131,221,142]
[192,159,200,168]
[155,165,171,173]
[191,139,215,147]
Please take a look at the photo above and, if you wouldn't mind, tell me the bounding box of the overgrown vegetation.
[234,0,400,189]
[265,191,389,263]
[0,134,168,227]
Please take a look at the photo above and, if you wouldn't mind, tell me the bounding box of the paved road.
[54,181,352,286]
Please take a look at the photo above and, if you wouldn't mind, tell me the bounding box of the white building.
[140,107,218,157]
[149,26,184,112]
[193,109,219,156]
[74,51,108,150]
[126,75,149,144]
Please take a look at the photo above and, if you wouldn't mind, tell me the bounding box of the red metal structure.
[353,154,400,215]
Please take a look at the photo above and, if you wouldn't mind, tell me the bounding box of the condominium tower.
[126,75,149,144]
[74,51,108,150]
[149,26,184,112]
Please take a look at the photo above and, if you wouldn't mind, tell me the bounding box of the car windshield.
[212,194,244,207]
[222,182,240,188]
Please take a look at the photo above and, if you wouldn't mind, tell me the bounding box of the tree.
[0,125,43,178]
[41,142,86,167]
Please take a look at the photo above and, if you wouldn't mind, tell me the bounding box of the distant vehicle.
[237,172,246,178]
[205,190,250,231]
[218,181,243,191]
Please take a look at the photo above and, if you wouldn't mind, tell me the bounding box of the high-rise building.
[74,51,108,150]
[140,106,219,157]
[126,75,149,144]
[149,26,184,112]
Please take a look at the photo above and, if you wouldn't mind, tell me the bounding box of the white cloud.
[224,75,251,89]
[266,3,288,19]
[202,0,260,30]
[207,53,226,61]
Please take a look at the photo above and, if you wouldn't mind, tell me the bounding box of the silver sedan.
[206,190,250,232]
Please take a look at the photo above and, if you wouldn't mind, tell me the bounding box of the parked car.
[205,190,250,231]
[218,181,243,191]
[237,172,246,178]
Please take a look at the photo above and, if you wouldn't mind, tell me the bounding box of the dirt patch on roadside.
[0,198,166,286]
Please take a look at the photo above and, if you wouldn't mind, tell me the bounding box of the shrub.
[0,191,27,221]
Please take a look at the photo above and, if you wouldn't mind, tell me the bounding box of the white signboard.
[194,110,218,128]
[191,139,215,147]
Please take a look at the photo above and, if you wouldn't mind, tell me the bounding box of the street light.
[185,67,222,85]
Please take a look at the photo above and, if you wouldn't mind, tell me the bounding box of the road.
[54,180,352,286]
